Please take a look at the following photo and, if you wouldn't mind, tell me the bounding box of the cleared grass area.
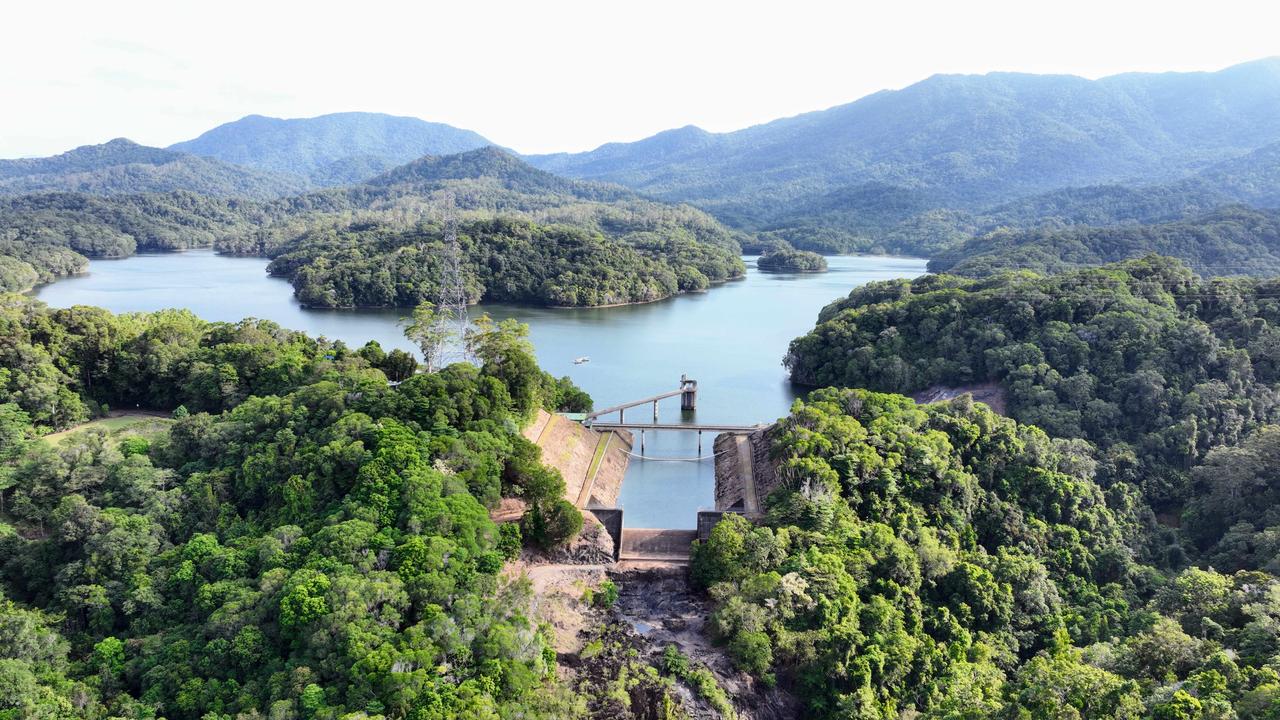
[43,411,174,447]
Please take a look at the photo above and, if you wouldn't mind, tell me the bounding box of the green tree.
[402,301,456,373]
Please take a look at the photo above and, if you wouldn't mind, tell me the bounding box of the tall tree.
[401,301,455,373]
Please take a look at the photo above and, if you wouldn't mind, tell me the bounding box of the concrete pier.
[679,374,698,411]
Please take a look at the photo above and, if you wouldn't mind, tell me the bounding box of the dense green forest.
[266,217,741,308]
[787,255,1280,511]
[693,388,1280,718]
[0,191,267,256]
[930,206,1280,278]
[0,294,609,718]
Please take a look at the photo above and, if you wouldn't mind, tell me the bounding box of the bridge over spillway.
[586,420,766,455]
[581,375,764,455]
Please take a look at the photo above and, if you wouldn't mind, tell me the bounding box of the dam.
[525,377,774,562]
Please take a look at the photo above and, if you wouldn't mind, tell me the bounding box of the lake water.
[32,250,928,527]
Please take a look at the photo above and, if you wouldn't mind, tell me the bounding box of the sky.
[3,0,1279,158]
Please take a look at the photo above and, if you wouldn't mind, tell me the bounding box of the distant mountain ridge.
[0,138,307,199]
[529,58,1280,246]
[170,112,493,185]
[7,59,1280,260]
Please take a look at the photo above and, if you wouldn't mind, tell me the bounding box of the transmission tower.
[436,192,471,363]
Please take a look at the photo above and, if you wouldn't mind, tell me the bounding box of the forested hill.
[930,206,1280,277]
[0,296,611,717]
[770,135,1280,258]
[0,148,746,303]
[169,112,494,185]
[531,58,1280,253]
[248,150,746,308]
[692,388,1280,718]
[367,145,633,202]
[966,140,1280,232]
[786,256,1280,512]
[214,147,744,255]
[0,138,309,199]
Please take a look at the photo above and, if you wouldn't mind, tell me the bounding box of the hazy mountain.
[530,58,1280,233]
[929,205,1280,278]
[963,139,1280,232]
[170,112,493,185]
[0,138,308,199]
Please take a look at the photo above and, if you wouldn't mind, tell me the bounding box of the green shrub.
[523,498,583,549]
[118,436,150,457]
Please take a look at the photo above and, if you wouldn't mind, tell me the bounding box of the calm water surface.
[33,250,927,527]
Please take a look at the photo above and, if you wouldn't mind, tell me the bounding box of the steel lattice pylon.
[436,191,470,363]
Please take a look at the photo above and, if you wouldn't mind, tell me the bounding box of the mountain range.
[531,58,1280,213]
[4,59,1280,259]
[168,112,493,185]
[0,138,308,199]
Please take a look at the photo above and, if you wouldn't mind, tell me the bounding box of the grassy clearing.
[43,412,174,447]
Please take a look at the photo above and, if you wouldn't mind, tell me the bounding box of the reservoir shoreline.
[32,250,929,528]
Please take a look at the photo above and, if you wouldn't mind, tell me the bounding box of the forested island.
[756,245,827,273]
[267,217,739,308]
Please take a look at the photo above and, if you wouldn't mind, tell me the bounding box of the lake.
[32,250,928,528]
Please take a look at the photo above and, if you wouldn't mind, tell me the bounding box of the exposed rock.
[912,381,1008,415]
[538,513,616,565]
[609,565,799,719]
[488,496,526,523]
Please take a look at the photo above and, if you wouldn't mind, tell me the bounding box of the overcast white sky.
[2,0,1278,158]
